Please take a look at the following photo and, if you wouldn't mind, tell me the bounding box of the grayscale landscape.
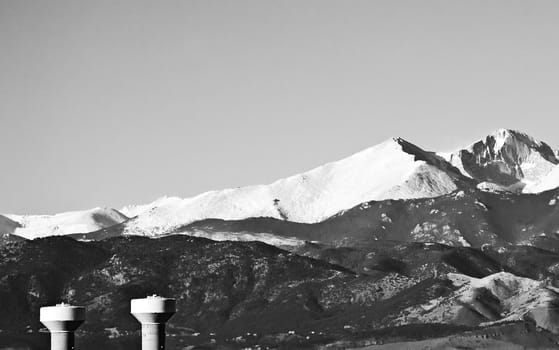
[3,129,559,349]
[3,1,559,349]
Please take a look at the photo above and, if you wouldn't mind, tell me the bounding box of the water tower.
[40,303,85,350]
[131,295,176,350]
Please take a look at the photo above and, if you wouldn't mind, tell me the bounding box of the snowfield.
[121,138,459,236]
[524,164,559,193]
[5,207,128,239]
[184,229,305,247]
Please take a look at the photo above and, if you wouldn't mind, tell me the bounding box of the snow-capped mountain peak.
[121,137,466,236]
[447,129,559,192]
[487,128,555,158]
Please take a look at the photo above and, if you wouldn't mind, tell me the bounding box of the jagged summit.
[485,129,556,159]
[446,128,559,192]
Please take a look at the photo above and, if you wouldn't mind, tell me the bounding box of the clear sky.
[2,0,559,214]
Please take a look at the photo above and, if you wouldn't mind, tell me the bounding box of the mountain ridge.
[3,235,559,349]
[4,129,559,240]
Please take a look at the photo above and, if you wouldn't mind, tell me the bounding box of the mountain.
[445,129,559,193]
[117,129,559,238]
[390,271,559,331]
[5,208,128,239]
[117,187,557,252]
[2,236,559,349]
[3,129,559,241]
[4,129,559,349]
[120,138,470,236]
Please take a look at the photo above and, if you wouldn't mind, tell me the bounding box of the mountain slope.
[122,138,469,236]
[2,236,559,349]
[170,187,559,250]
[0,215,21,235]
[6,207,129,239]
[392,272,559,333]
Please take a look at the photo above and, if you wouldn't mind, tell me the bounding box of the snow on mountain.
[6,129,559,240]
[185,229,305,247]
[123,138,465,236]
[119,196,182,218]
[5,207,129,239]
[524,164,559,193]
[446,129,559,193]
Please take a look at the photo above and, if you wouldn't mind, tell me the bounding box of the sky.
[2,0,559,214]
